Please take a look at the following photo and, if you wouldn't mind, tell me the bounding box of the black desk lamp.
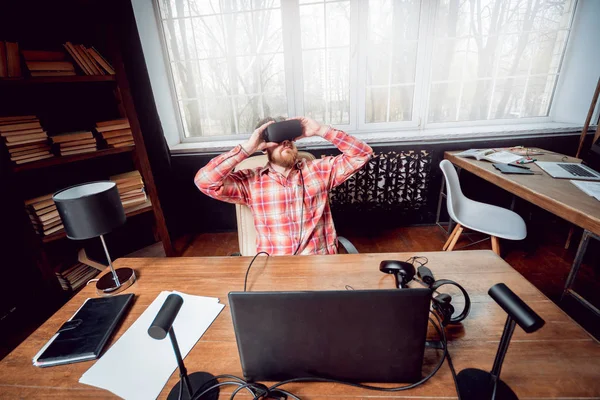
[53,181,136,296]
[456,283,545,400]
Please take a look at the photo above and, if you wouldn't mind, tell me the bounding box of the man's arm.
[194,121,277,204]
[293,117,373,189]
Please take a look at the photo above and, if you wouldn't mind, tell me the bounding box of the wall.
[170,131,592,234]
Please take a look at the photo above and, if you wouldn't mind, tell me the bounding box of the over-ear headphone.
[379,260,471,326]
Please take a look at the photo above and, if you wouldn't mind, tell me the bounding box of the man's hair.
[255,116,286,130]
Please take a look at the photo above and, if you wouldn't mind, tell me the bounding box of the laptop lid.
[229,288,432,383]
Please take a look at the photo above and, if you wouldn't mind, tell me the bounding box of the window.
[156,0,576,140]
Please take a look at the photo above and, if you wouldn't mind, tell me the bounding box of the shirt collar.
[259,160,304,176]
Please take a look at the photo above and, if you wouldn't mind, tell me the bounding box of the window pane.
[365,0,421,124]
[300,1,351,124]
[158,0,287,136]
[429,0,574,123]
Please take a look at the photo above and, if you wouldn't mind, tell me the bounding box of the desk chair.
[439,160,526,255]
[234,153,358,256]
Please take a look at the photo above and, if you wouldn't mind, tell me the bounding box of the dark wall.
[170,131,592,234]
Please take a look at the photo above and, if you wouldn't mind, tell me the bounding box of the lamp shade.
[53,181,126,240]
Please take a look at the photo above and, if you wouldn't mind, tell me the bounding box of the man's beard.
[268,145,298,168]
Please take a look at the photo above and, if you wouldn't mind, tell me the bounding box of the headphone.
[379,260,471,326]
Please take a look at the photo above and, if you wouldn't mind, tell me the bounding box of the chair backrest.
[234,151,316,256]
[439,159,467,223]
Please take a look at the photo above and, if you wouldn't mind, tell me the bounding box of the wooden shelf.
[0,75,116,86]
[13,146,134,172]
[41,200,153,244]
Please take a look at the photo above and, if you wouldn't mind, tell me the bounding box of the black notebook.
[33,293,134,367]
[493,163,535,175]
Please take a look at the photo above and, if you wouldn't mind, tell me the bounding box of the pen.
[508,163,531,170]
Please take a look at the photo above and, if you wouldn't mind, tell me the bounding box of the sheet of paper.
[79,291,224,400]
[571,180,600,201]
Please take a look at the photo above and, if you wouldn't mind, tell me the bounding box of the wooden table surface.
[1,251,599,399]
[445,150,600,236]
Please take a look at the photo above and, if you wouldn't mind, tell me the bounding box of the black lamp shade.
[53,181,126,240]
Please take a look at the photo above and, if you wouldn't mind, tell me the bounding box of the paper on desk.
[571,180,600,201]
[79,291,224,400]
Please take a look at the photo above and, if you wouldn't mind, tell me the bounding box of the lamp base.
[96,267,136,296]
[166,372,219,400]
[456,368,518,400]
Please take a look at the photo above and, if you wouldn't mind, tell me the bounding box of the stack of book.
[24,193,64,237]
[110,170,148,211]
[23,50,75,77]
[55,262,100,292]
[95,118,134,148]
[0,116,53,165]
[0,41,22,78]
[50,131,98,156]
[63,42,115,76]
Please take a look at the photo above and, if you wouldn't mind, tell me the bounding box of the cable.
[177,376,183,400]
[432,312,460,398]
[243,252,269,292]
[293,167,306,255]
[406,256,428,268]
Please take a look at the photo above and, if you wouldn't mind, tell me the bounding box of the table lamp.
[53,181,136,296]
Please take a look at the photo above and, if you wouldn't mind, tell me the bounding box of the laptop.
[535,136,600,181]
[229,288,432,383]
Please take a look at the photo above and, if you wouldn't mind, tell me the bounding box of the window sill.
[169,122,589,155]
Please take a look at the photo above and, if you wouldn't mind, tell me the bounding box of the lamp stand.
[95,234,136,296]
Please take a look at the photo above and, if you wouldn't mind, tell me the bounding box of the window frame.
[151,0,583,145]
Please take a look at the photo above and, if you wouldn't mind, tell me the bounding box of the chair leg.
[491,236,501,256]
[446,225,463,252]
[443,224,460,251]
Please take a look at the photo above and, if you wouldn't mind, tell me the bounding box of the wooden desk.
[444,150,600,316]
[1,252,599,399]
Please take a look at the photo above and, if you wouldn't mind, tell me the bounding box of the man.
[195,116,373,255]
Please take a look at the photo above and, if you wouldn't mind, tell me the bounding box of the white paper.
[79,291,224,400]
[571,180,600,201]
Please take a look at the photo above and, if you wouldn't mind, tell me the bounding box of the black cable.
[268,310,448,393]
[406,256,428,268]
[293,167,306,255]
[190,381,249,400]
[243,252,269,292]
[432,312,460,398]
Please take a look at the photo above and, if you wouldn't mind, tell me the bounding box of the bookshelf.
[0,0,175,298]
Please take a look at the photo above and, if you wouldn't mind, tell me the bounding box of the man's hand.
[242,121,278,154]
[290,116,329,140]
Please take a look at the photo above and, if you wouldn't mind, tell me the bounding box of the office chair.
[233,153,358,255]
[439,160,526,256]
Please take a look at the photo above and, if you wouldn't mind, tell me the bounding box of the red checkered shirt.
[195,128,373,255]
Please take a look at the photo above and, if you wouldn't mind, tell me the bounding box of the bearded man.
[194,116,373,255]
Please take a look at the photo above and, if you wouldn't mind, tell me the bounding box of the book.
[10,144,51,156]
[99,128,132,139]
[50,131,93,143]
[42,224,64,235]
[14,154,53,164]
[33,294,134,367]
[6,137,48,147]
[22,50,66,61]
[5,133,47,142]
[0,121,42,133]
[59,138,96,147]
[6,42,21,77]
[61,147,97,156]
[58,144,97,153]
[63,42,90,75]
[88,47,115,75]
[31,198,55,210]
[25,193,53,206]
[34,205,57,216]
[96,122,130,132]
[455,149,523,164]
[96,118,129,127]
[26,61,75,72]
[0,41,7,77]
[106,135,133,145]
[79,45,104,75]
[11,151,51,161]
[74,44,98,75]
[113,141,135,148]
[0,115,36,123]
[1,128,45,137]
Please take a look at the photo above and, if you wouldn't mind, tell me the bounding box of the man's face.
[267,140,298,168]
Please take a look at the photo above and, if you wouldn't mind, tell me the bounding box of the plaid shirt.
[195,128,373,255]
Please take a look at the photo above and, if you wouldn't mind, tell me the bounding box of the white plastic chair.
[439,159,527,256]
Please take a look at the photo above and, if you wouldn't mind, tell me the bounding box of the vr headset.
[263,120,303,143]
